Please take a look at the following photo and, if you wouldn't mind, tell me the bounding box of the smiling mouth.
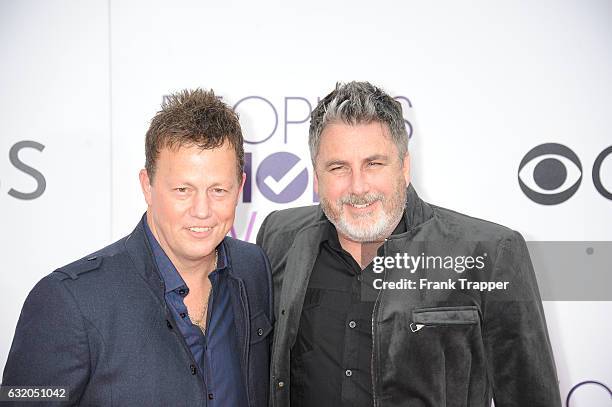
[188,227,213,232]
[347,202,376,209]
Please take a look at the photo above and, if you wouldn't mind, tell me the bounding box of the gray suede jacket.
[256,185,561,407]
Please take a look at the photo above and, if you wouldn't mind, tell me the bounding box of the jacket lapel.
[279,219,327,344]
[124,215,166,307]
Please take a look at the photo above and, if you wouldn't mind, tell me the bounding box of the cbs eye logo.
[566,380,611,407]
[518,143,612,205]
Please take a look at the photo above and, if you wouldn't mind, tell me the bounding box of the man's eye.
[175,187,188,193]
[212,188,227,194]
[368,162,382,167]
[330,166,344,172]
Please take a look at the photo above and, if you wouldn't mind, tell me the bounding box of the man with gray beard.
[257,81,561,407]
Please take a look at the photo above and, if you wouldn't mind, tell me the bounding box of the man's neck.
[170,252,217,294]
[337,233,385,270]
[174,253,217,277]
[145,213,217,281]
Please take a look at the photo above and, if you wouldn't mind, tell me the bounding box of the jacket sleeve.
[483,231,562,407]
[2,274,90,406]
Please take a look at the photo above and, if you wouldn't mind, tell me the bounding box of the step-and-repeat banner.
[1,1,611,405]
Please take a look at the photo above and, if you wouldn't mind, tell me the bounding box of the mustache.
[338,193,384,206]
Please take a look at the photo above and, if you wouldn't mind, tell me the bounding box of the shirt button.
[190,364,197,375]
[178,288,188,296]
[345,369,353,377]
[257,328,264,336]
[348,320,357,329]
[278,380,285,388]
[208,393,214,400]
[180,312,187,318]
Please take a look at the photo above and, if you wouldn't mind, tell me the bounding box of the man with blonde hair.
[4,89,273,407]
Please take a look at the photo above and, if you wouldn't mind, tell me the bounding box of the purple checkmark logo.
[256,152,308,203]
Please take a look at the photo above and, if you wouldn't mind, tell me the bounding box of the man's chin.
[183,244,219,260]
[337,220,387,243]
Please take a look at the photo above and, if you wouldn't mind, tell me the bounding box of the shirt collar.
[144,220,228,293]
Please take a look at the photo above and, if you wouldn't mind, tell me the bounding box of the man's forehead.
[153,143,238,177]
[160,139,230,154]
[317,123,398,159]
[320,120,392,138]
[322,153,392,166]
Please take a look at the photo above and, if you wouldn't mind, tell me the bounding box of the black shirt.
[291,217,407,407]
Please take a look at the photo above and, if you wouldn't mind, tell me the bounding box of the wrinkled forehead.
[316,121,399,162]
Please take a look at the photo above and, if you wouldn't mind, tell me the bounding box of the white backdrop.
[1,0,611,405]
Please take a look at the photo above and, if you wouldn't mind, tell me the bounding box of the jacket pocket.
[301,288,322,311]
[250,310,273,344]
[411,305,480,332]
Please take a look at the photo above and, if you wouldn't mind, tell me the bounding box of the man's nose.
[190,191,212,219]
[349,169,370,196]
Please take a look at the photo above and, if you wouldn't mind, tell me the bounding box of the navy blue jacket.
[2,218,274,406]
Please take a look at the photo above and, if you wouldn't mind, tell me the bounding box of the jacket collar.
[123,215,165,303]
[124,215,243,301]
[402,183,434,233]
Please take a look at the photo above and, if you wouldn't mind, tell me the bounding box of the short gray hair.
[309,81,408,162]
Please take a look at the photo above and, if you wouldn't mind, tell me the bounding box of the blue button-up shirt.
[145,222,247,406]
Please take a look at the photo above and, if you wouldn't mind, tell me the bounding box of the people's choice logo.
[236,94,413,206]
[519,143,611,204]
[203,93,414,241]
[257,152,309,203]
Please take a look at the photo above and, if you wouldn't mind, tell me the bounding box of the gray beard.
[320,185,406,243]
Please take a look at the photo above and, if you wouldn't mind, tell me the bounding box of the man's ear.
[402,152,411,185]
[241,172,246,190]
[139,169,153,206]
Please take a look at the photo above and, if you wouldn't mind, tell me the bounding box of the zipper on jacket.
[410,323,425,332]
[410,317,477,333]
[205,285,214,333]
[371,238,388,407]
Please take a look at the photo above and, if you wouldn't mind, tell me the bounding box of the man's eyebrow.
[210,180,236,189]
[166,179,194,187]
[323,155,391,168]
[324,159,349,168]
[365,154,390,162]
